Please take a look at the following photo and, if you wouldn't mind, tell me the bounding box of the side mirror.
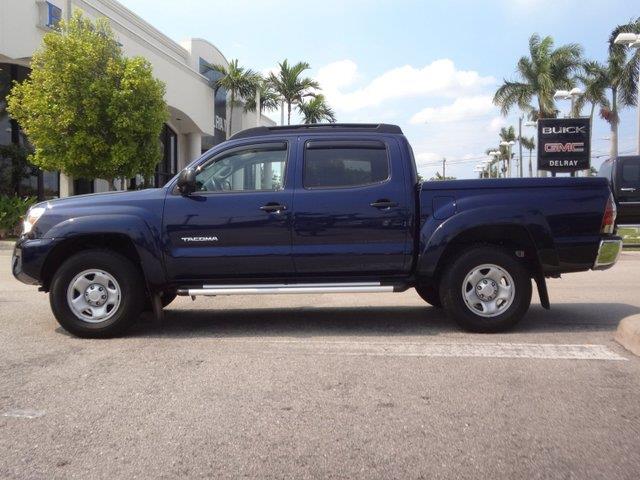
[177,169,197,195]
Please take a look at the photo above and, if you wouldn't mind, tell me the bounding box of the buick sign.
[537,118,591,172]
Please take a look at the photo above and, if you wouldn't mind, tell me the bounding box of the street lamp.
[614,32,640,154]
[554,88,583,117]
[499,140,515,178]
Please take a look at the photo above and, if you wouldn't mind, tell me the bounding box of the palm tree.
[573,61,611,119]
[602,19,640,158]
[520,136,536,177]
[243,80,280,114]
[297,94,336,124]
[210,59,261,137]
[493,34,583,119]
[499,126,516,176]
[268,60,319,125]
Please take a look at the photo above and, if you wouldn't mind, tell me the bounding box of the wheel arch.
[41,234,143,292]
[418,215,552,309]
[39,213,165,294]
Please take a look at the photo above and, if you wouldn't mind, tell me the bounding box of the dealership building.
[0,0,275,198]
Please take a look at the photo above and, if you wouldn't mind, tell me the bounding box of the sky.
[120,0,639,180]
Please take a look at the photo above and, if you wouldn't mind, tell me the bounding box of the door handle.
[620,188,636,192]
[260,203,287,213]
[370,199,399,209]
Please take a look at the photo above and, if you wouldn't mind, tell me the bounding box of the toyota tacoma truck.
[12,123,622,338]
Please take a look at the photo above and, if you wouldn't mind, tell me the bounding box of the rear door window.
[303,141,389,189]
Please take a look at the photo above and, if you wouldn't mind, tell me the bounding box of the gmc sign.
[537,118,591,172]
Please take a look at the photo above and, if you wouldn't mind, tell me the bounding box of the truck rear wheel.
[440,246,531,333]
[49,250,145,338]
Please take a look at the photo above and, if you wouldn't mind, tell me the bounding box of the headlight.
[22,206,46,235]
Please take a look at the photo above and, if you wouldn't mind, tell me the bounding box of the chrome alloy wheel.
[66,269,121,323]
[461,264,515,317]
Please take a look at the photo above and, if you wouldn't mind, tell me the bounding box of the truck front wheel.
[415,284,442,308]
[49,250,145,338]
[440,246,531,333]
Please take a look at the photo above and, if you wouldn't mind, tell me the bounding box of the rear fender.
[417,206,558,292]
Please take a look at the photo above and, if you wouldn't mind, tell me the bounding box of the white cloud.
[316,59,359,90]
[415,152,441,163]
[316,59,495,112]
[487,116,507,133]
[409,95,495,125]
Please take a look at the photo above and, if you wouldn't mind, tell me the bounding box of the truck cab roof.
[229,123,404,140]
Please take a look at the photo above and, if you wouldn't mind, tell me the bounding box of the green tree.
[210,59,261,137]
[297,94,336,124]
[268,60,319,124]
[429,172,456,181]
[493,34,582,119]
[7,12,167,188]
[499,126,516,176]
[573,61,611,119]
[0,144,36,197]
[600,19,640,158]
[520,136,536,177]
[243,80,280,114]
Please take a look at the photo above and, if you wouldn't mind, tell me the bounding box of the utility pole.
[442,157,446,179]
[518,116,523,178]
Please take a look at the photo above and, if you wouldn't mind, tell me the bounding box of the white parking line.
[2,409,45,419]
[216,340,627,361]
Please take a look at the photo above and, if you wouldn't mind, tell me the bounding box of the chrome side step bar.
[177,282,395,296]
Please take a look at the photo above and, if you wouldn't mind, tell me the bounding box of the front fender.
[417,205,559,278]
[44,214,165,290]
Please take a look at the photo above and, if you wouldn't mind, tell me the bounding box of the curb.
[615,315,640,357]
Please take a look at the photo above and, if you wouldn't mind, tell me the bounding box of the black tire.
[415,284,442,308]
[440,246,531,333]
[49,250,145,338]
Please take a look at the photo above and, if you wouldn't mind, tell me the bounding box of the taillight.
[601,194,616,234]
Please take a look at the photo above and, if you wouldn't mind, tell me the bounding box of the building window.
[0,63,59,200]
[37,1,63,30]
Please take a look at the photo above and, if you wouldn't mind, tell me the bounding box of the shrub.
[0,195,37,238]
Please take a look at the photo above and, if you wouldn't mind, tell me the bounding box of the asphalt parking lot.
[1,249,640,479]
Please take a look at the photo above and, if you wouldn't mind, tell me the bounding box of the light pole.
[614,32,640,154]
[499,140,515,177]
[518,116,523,178]
[554,88,584,177]
[482,159,492,178]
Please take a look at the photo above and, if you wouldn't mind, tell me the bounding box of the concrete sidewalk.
[0,240,15,251]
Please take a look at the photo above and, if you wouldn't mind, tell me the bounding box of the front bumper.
[12,237,58,285]
[593,238,623,270]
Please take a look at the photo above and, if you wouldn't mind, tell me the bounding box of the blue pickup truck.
[13,124,622,338]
